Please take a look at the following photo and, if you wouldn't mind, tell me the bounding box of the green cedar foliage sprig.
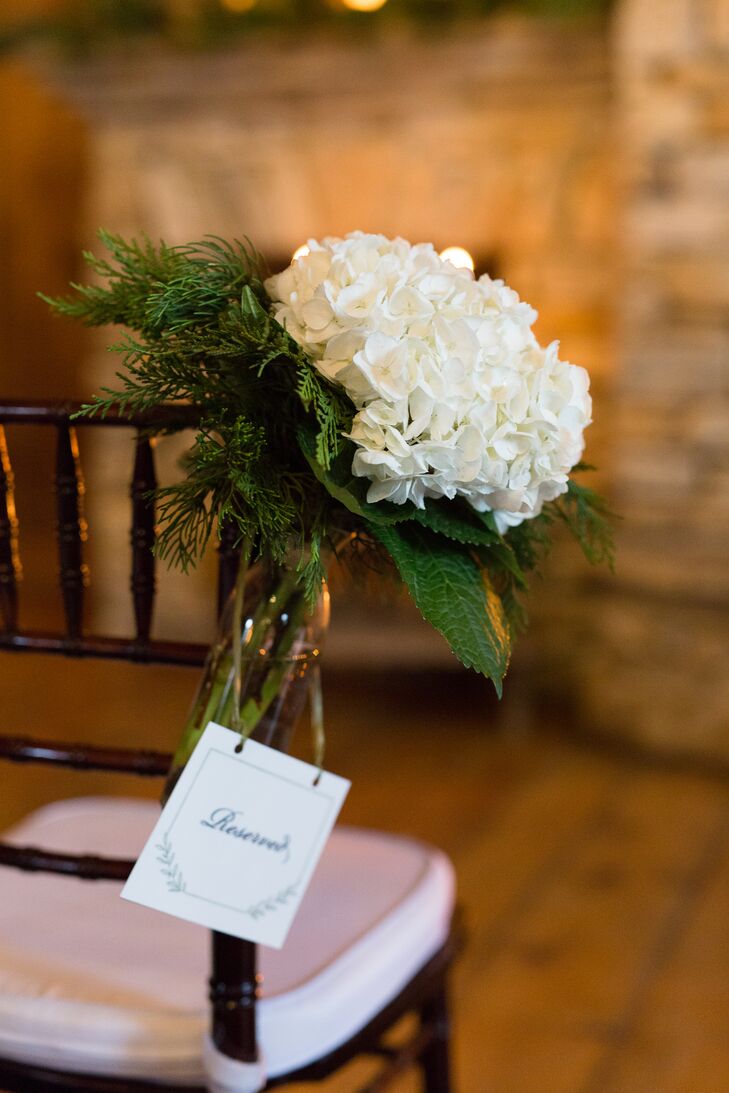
[43,233,354,598]
[44,232,613,693]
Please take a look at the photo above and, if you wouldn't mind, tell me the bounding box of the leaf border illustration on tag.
[156,833,187,893]
[245,883,300,921]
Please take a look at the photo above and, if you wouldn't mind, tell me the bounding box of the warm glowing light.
[220,0,258,11]
[292,243,311,261]
[341,0,389,10]
[439,246,475,272]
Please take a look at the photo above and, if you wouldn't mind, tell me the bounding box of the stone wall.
[531,0,729,762]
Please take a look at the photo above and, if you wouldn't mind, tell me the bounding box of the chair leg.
[419,984,452,1093]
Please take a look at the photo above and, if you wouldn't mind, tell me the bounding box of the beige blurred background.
[2,0,727,762]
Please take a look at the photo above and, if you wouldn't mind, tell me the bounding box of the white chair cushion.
[0,797,454,1084]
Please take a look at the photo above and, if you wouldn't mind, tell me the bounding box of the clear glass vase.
[163,557,330,802]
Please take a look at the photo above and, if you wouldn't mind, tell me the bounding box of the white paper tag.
[121,721,350,949]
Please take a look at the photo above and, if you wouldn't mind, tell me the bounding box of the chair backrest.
[0,398,259,1066]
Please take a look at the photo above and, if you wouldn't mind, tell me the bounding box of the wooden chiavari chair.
[0,400,459,1093]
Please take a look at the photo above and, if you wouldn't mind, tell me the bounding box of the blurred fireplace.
[22,15,612,672]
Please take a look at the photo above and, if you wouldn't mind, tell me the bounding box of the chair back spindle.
[216,517,241,619]
[54,422,88,640]
[130,433,157,645]
[0,426,20,632]
[210,932,259,1063]
[210,529,257,1065]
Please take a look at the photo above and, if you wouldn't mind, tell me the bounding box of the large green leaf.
[297,423,416,525]
[413,501,527,588]
[411,499,500,547]
[372,523,511,694]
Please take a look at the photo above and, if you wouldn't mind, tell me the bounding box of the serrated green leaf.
[472,509,500,535]
[476,542,528,589]
[372,522,510,693]
[297,424,416,525]
[412,500,527,587]
[557,477,616,569]
[411,500,501,547]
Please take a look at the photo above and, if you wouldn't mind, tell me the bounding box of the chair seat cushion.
[0,797,454,1084]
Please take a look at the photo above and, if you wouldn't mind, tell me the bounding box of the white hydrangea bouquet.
[47,231,611,766]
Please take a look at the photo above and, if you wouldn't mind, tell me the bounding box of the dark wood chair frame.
[0,400,460,1093]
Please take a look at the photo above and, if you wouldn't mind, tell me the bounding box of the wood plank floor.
[1,657,728,1093]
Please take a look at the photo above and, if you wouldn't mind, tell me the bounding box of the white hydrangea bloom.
[265,232,592,532]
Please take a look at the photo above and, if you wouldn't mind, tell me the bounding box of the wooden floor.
[1,658,728,1093]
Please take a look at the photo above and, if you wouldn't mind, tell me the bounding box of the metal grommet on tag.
[233,727,252,755]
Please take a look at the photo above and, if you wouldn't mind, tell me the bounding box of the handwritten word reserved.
[200,808,290,864]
